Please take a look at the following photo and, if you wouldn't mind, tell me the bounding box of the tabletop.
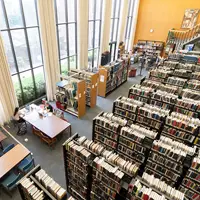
[21,106,71,138]
[0,144,30,179]
[0,131,7,142]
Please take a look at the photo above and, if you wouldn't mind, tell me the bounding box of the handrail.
[167,23,200,51]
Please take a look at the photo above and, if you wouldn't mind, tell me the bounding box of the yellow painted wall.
[134,0,200,43]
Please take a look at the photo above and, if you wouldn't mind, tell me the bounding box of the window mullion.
[1,0,25,104]
[65,0,70,70]
[19,0,37,99]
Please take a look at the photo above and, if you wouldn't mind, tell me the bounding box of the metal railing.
[167,23,200,50]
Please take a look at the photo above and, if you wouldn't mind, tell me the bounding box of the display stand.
[98,59,128,97]
[17,165,67,200]
[55,78,86,118]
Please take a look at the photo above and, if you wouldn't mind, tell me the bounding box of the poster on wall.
[181,9,199,29]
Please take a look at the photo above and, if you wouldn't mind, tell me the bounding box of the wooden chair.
[32,126,42,137]
[40,132,57,148]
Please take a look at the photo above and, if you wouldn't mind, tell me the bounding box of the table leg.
[0,142,3,150]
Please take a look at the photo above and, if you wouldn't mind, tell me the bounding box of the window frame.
[88,0,103,69]
[124,0,135,51]
[0,0,45,106]
[55,0,78,73]
[110,0,121,42]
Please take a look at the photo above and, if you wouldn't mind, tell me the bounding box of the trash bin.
[129,67,137,77]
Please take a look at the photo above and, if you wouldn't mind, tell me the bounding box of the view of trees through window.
[55,0,78,75]
[88,0,103,69]
[125,0,135,51]
[0,0,45,106]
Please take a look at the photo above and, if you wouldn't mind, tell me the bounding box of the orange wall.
[134,0,200,44]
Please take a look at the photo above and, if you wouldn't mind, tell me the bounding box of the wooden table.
[21,107,71,138]
[0,144,30,179]
[0,131,7,150]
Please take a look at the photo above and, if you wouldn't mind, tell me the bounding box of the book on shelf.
[157,84,179,94]
[141,80,160,89]
[172,69,192,79]
[179,154,200,200]
[128,84,154,103]
[181,89,200,101]
[166,112,200,135]
[166,76,187,87]
[76,135,139,177]
[177,63,195,71]
[113,96,144,126]
[163,61,178,69]
[187,80,200,91]
[191,71,200,81]
[144,136,196,187]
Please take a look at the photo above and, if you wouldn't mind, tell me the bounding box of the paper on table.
[48,112,53,117]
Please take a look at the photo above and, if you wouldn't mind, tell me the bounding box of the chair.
[0,171,22,197]
[12,117,27,136]
[3,144,15,154]
[32,126,42,137]
[40,132,57,148]
[17,157,35,175]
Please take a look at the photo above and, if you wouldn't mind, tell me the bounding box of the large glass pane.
[0,2,7,29]
[12,75,23,106]
[115,0,120,18]
[88,22,94,49]
[130,0,135,16]
[27,28,42,67]
[11,29,30,72]
[89,0,95,20]
[68,24,76,56]
[56,0,66,23]
[125,39,129,51]
[94,48,99,68]
[69,56,76,69]
[58,24,68,58]
[67,0,75,22]
[34,67,45,97]
[95,0,102,20]
[94,21,100,47]
[111,0,115,18]
[110,18,113,41]
[20,70,35,103]
[61,58,68,75]
[127,17,132,38]
[88,50,93,68]
[4,0,24,28]
[113,19,118,41]
[1,31,17,74]
[22,0,37,26]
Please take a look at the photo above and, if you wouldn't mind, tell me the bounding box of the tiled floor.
[0,66,147,200]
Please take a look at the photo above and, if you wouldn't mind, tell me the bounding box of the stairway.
[167,23,200,51]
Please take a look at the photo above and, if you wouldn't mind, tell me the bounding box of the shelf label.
[95,83,98,87]
[79,93,81,98]
[92,85,94,88]
[100,75,104,82]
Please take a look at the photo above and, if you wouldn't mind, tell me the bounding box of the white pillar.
[77,0,89,69]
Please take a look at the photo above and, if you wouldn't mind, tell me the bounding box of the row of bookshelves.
[17,165,67,200]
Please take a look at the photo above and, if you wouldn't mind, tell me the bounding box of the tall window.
[110,0,121,42]
[124,0,135,51]
[0,0,45,106]
[55,0,78,75]
[88,0,103,69]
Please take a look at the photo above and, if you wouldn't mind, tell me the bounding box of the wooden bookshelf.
[17,165,67,200]
[98,59,128,98]
[70,69,98,108]
[55,78,86,118]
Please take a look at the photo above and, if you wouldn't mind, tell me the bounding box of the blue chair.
[0,172,22,197]
[3,144,15,154]
[18,157,35,175]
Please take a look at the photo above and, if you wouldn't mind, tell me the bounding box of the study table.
[0,144,30,179]
[21,105,71,138]
[0,131,7,149]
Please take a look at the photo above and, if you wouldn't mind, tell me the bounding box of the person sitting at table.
[13,107,25,123]
[45,102,53,113]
